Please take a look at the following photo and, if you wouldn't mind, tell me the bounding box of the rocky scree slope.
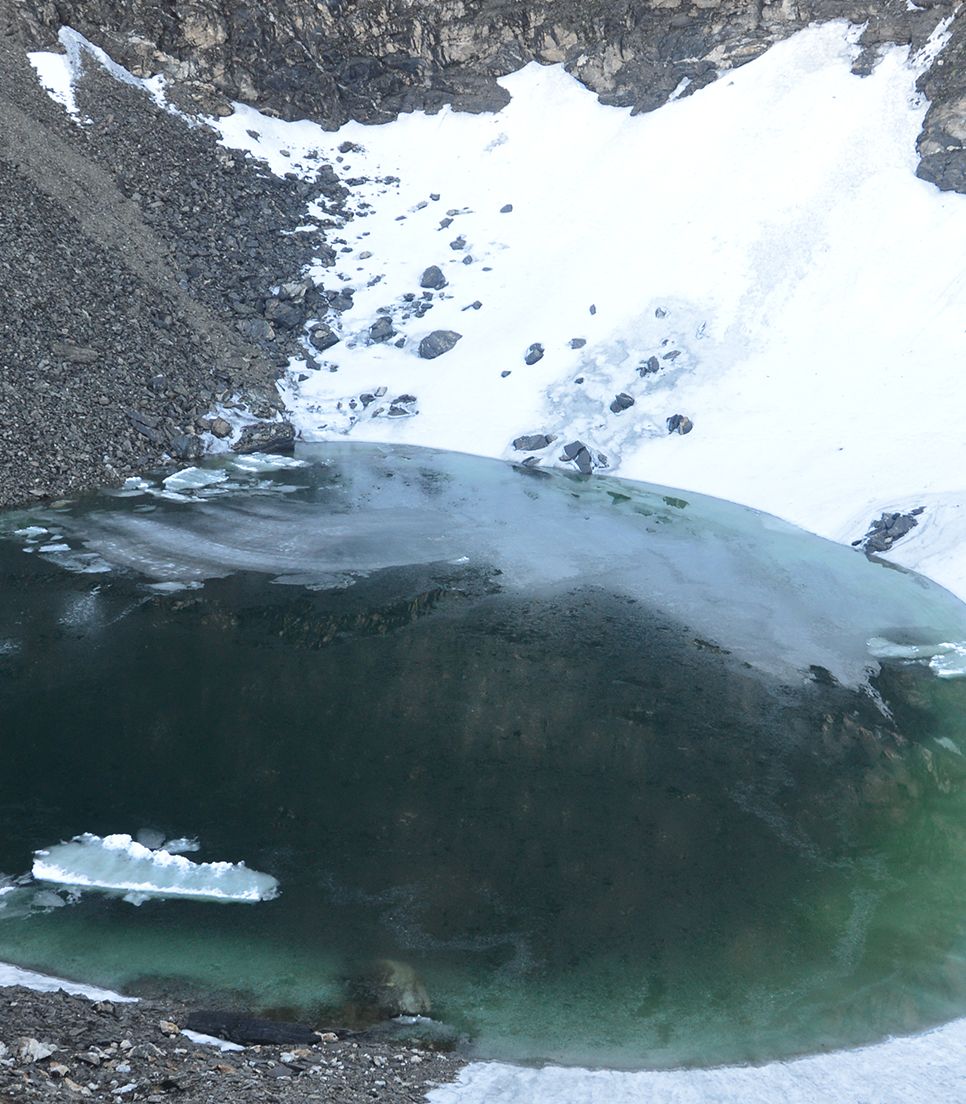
[12,0,966,193]
[0,23,346,508]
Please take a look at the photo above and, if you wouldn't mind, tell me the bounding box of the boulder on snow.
[418,330,462,359]
[512,434,555,451]
[368,316,396,343]
[609,393,635,414]
[419,265,447,290]
[666,414,693,435]
[524,343,544,365]
[309,323,340,352]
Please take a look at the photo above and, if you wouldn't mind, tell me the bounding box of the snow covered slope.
[208,18,966,601]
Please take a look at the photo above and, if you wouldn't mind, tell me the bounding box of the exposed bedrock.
[8,0,966,193]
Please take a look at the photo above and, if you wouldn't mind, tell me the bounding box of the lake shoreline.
[0,980,466,1103]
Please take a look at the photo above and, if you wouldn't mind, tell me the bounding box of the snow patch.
[0,961,136,1002]
[32,833,279,904]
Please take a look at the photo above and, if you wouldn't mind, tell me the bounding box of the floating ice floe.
[162,467,230,493]
[32,833,279,905]
[229,452,308,473]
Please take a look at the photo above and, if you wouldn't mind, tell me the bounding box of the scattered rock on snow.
[419,265,447,290]
[638,356,661,376]
[368,317,396,343]
[387,394,418,417]
[856,508,924,554]
[418,330,462,359]
[609,393,635,414]
[512,434,555,451]
[559,440,607,475]
[569,338,586,349]
[524,343,544,365]
[500,203,513,213]
[309,324,340,352]
[449,236,466,251]
[666,414,693,435]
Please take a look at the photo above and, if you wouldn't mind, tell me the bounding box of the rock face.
[10,0,965,193]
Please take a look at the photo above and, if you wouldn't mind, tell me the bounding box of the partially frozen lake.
[3,443,966,1070]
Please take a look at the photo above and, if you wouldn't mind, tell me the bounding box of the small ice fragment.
[162,467,229,492]
[14,527,48,538]
[38,543,71,554]
[163,837,201,854]
[135,828,166,850]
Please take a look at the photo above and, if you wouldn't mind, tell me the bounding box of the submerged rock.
[347,959,431,1019]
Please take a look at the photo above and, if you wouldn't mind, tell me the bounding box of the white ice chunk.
[162,468,230,492]
[230,453,308,472]
[32,833,278,904]
[14,527,49,539]
[162,837,201,854]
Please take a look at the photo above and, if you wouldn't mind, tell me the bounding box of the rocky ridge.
[10,0,966,193]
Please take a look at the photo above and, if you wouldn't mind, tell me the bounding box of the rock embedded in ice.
[512,434,555,451]
[524,343,545,365]
[419,265,447,290]
[418,330,462,359]
[666,414,694,435]
[232,421,296,454]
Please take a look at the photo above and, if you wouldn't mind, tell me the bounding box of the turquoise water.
[2,445,966,1068]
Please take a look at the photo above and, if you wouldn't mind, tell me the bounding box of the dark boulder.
[419,265,447,290]
[309,324,340,352]
[524,343,544,365]
[231,420,296,454]
[368,316,396,343]
[185,1011,318,1046]
[418,330,462,359]
[609,392,635,414]
[666,414,693,435]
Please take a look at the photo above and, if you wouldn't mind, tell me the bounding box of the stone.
[50,341,99,365]
[231,420,296,454]
[263,299,303,330]
[209,417,233,439]
[638,356,662,376]
[512,434,554,451]
[666,414,694,435]
[18,1037,57,1063]
[158,1021,180,1037]
[524,343,544,365]
[655,307,668,318]
[419,265,447,290]
[609,392,635,413]
[309,324,340,352]
[387,394,418,417]
[348,958,431,1017]
[500,203,513,213]
[169,433,203,461]
[449,236,466,251]
[368,317,396,343]
[418,330,462,359]
[569,338,586,349]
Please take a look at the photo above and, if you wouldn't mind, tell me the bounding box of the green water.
[3,445,966,1069]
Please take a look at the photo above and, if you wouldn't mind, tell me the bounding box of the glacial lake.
[3,443,966,1069]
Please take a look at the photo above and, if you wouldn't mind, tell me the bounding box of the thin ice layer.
[32,834,278,904]
[0,961,137,1002]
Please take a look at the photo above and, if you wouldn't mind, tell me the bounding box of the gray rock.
[231,420,296,454]
[859,508,924,554]
[169,433,203,461]
[209,417,233,439]
[638,356,662,376]
[666,414,693,435]
[609,393,635,414]
[512,434,554,451]
[368,316,396,343]
[263,298,303,330]
[419,265,447,290]
[418,330,462,359]
[500,203,513,213]
[50,341,99,365]
[326,289,355,313]
[309,324,340,352]
[236,318,275,341]
[524,343,544,365]
[569,338,586,349]
[449,236,466,251]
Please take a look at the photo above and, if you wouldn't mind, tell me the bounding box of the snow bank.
[0,961,136,1002]
[32,833,279,904]
[207,18,966,603]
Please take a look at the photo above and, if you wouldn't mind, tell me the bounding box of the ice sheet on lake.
[51,445,966,690]
[33,834,279,904]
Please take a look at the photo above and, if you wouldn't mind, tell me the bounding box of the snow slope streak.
[206,19,966,602]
